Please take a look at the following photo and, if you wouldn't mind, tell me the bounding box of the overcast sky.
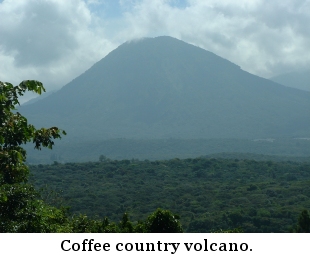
[1,0,309,102]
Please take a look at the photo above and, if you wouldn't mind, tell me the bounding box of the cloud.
[0,0,114,100]
[117,0,310,77]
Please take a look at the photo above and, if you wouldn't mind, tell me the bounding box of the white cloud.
[117,0,310,77]
[0,0,115,102]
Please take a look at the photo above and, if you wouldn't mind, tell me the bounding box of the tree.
[99,154,107,162]
[296,210,310,233]
[0,80,67,232]
[144,208,183,233]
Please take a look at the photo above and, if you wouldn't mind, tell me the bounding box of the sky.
[0,0,309,103]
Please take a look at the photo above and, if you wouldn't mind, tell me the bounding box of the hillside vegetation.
[29,157,310,232]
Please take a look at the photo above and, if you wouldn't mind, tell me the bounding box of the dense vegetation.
[30,157,310,232]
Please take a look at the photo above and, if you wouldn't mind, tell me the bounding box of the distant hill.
[24,138,310,164]
[270,69,310,92]
[22,90,57,106]
[18,36,310,140]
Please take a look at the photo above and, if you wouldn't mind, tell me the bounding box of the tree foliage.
[0,80,66,232]
[144,208,183,233]
[29,157,310,232]
[293,210,310,233]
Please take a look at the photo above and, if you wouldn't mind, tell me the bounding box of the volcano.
[19,36,310,140]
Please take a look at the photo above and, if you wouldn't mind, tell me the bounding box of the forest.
[29,156,310,232]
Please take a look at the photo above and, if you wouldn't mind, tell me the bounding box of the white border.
[1,233,309,256]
